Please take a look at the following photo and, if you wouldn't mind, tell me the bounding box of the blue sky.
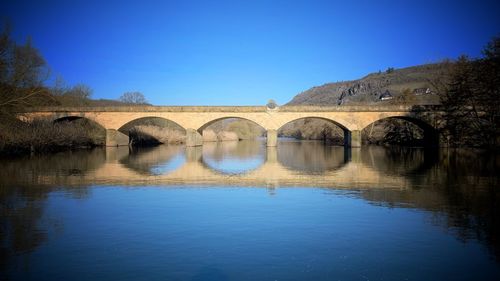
[2,0,499,105]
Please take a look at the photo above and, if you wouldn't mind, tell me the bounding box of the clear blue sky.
[2,0,499,105]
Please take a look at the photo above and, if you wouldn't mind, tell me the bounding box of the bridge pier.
[106,129,129,146]
[266,129,277,147]
[105,146,130,162]
[266,146,278,162]
[186,129,203,147]
[185,146,203,162]
[344,130,361,147]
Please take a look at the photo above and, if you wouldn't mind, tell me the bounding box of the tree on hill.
[51,81,94,106]
[119,91,148,104]
[475,36,500,142]
[439,37,500,147]
[65,84,92,99]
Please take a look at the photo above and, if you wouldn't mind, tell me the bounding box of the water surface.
[1,140,499,280]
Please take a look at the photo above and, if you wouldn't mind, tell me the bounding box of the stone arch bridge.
[19,105,442,147]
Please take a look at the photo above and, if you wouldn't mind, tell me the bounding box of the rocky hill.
[286,63,453,106]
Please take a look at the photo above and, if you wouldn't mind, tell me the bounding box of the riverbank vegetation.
[0,116,105,154]
[129,126,185,145]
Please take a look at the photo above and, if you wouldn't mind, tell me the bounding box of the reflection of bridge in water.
[2,143,498,271]
[64,143,434,189]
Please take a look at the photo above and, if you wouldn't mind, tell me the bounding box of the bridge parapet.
[23,105,442,113]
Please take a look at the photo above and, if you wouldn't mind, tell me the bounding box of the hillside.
[286,63,453,106]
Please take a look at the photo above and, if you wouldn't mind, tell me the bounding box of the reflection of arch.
[277,140,350,173]
[197,117,266,134]
[361,115,439,147]
[117,117,186,135]
[200,140,266,175]
[119,145,185,175]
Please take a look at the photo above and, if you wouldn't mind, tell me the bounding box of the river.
[1,140,499,280]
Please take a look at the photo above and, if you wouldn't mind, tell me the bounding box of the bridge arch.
[117,116,186,134]
[52,114,108,129]
[117,116,187,146]
[277,116,350,131]
[276,116,351,132]
[361,114,439,147]
[37,115,108,146]
[195,116,267,146]
[277,116,352,146]
[197,116,267,134]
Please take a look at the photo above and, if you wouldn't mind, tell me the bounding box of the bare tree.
[0,25,51,112]
[62,84,92,99]
[119,91,148,104]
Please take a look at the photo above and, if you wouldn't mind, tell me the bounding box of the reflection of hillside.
[0,150,105,272]
[119,145,185,175]
[360,146,437,177]
[359,149,500,261]
[1,190,48,274]
[277,140,347,173]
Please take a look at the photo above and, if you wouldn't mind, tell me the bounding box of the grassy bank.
[129,125,185,146]
[0,116,105,155]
